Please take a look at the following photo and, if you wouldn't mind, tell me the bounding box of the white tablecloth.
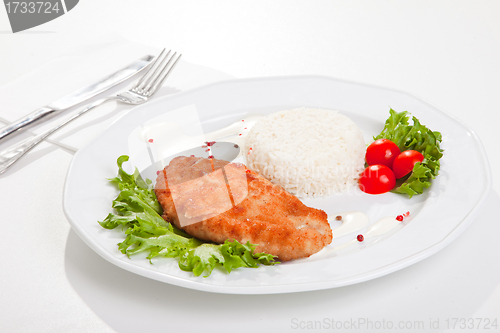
[1,2,499,332]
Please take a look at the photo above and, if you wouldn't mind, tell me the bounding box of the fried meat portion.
[155,156,332,261]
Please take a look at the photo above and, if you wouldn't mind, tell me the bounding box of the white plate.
[64,76,491,294]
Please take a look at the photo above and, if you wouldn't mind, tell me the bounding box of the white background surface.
[1,1,499,332]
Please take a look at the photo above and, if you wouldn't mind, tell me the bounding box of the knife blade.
[0,54,154,142]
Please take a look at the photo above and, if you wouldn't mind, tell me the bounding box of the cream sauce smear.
[327,211,408,254]
[332,211,370,238]
[140,114,264,161]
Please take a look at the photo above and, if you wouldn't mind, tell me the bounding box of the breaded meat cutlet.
[155,156,332,261]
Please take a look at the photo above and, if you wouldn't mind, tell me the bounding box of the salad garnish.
[373,108,444,197]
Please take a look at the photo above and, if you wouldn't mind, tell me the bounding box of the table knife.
[0,54,154,142]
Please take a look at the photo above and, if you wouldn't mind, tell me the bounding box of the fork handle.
[0,98,110,175]
[0,106,60,142]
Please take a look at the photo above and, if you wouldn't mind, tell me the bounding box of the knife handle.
[0,106,60,142]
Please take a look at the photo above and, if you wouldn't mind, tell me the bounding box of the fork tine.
[145,52,181,97]
[140,51,177,95]
[140,51,174,92]
[133,49,170,91]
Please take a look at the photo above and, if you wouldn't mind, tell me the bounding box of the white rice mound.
[244,108,366,198]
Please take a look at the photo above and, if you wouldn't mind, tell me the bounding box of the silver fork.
[0,49,181,175]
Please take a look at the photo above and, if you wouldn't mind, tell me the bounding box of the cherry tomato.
[358,164,396,194]
[392,150,425,178]
[365,139,401,167]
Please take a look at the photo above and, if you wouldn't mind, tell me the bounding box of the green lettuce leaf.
[98,155,278,277]
[178,240,277,277]
[374,109,444,197]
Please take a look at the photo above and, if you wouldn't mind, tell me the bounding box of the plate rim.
[63,74,492,294]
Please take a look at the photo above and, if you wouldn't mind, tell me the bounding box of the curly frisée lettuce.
[374,109,444,197]
[99,155,278,277]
